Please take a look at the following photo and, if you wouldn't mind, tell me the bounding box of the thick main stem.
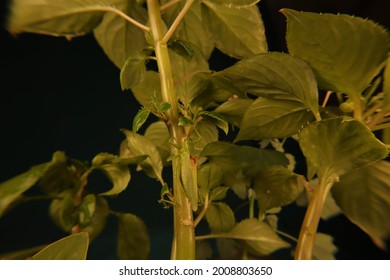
[147,0,195,260]
[295,177,331,260]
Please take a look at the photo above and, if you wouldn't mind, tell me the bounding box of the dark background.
[0,0,389,259]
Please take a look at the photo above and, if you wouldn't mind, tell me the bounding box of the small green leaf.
[131,71,162,109]
[122,130,163,181]
[219,52,319,115]
[94,0,148,68]
[0,162,48,217]
[80,196,109,241]
[299,117,388,181]
[282,9,390,96]
[92,153,131,196]
[214,98,253,127]
[144,121,171,166]
[49,191,77,232]
[206,202,235,233]
[332,160,390,241]
[32,233,89,260]
[313,233,337,260]
[78,194,96,227]
[199,111,229,135]
[117,213,150,260]
[132,108,150,133]
[158,102,172,113]
[198,162,224,191]
[179,117,194,126]
[236,98,315,141]
[209,186,229,201]
[120,55,147,90]
[168,40,195,60]
[201,1,267,58]
[254,166,303,217]
[217,219,290,256]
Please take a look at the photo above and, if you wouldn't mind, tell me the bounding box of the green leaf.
[299,117,388,181]
[49,191,78,232]
[179,116,194,126]
[78,194,96,227]
[144,121,171,166]
[209,186,229,202]
[180,141,198,211]
[219,52,319,115]
[168,40,195,61]
[209,0,260,7]
[313,233,337,260]
[92,153,131,196]
[216,238,241,259]
[131,71,162,109]
[214,98,253,127]
[80,196,109,241]
[7,0,118,37]
[200,142,289,176]
[32,233,89,260]
[0,162,48,217]
[218,219,290,256]
[206,202,235,233]
[196,240,213,260]
[383,56,390,106]
[120,55,147,90]
[122,130,163,182]
[0,245,46,260]
[158,102,172,113]
[94,0,148,68]
[237,98,315,141]
[132,108,150,133]
[254,166,303,217]
[199,111,229,135]
[117,213,150,260]
[282,9,390,96]
[162,1,214,59]
[201,1,267,58]
[191,121,219,152]
[198,162,224,191]
[332,160,390,241]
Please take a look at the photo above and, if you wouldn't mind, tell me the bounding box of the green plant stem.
[351,95,364,121]
[194,194,209,227]
[295,177,332,260]
[147,0,195,260]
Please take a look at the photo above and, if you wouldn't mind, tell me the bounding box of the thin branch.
[162,0,196,43]
[161,0,182,11]
[275,230,298,243]
[322,91,333,108]
[97,6,150,32]
[194,194,209,227]
[195,233,223,241]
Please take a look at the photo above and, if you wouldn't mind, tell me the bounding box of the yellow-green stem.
[147,0,195,260]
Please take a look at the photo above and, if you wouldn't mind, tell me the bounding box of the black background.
[0,0,389,259]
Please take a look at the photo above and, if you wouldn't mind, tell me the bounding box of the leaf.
[383,56,390,106]
[214,98,253,127]
[158,102,172,113]
[92,153,131,196]
[218,52,319,115]
[332,160,390,241]
[131,71,162,109]
[132,108,150,133]
[162,1,214,59]
[120,55,147,90]
[237,98,315,141]
[49,191,78,232]
[254,166,303,217]
[201,1,267,58]
[180,141,198,211]
[210,0,260,7]
[313,233,337,260]
[117,213,150,260]
[191,121,218,152]
[144,121,171,165]
[32,232,89,260]
[216,238,241,259]
[0,162,48,217]
[0,245,46,260]
[168,40,195,60]
[218,219,290,256]
[179,116,194,126]
[122,129,163,182]
[209,186,229,201]
[298,117,388,181]
[80,196,109,241]
[196,240,212,260]
[198,162,224,191]
[78,194,96,227]
[200,142,289,176]
[206,202,235,233]
[94,0,148,68]
[7,0,118,37]
[282,9,390,96]
[199,111,229,135]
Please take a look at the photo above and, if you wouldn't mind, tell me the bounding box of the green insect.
[180,138,198,212]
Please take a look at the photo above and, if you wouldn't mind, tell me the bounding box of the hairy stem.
[147,0,195,260]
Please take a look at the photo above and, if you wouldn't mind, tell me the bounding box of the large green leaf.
[32,232,89,260]
[216,219,290,256]
[92,153,131,196]
[162,1,214,59]
[117,213,150,260]
[299,117,388,181]
[214,98,253,127]
[191,121,219,153]
[200,142,289,176]
[198,162,224,191]
[131,71,162,109]
[254,166,303,217]
[201,1,267,58]
[206,202,235,233]
[237,98,315,141]
[122,130,163,182]
[313,233,337,260]
[94,0,148,68]
[283,9,390,96]
[0,162,48,217]
[120,54,148,90]
[332,161,390,241]
[7,0,118,36]
[144,121,171,166]
[218,52,319,115]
